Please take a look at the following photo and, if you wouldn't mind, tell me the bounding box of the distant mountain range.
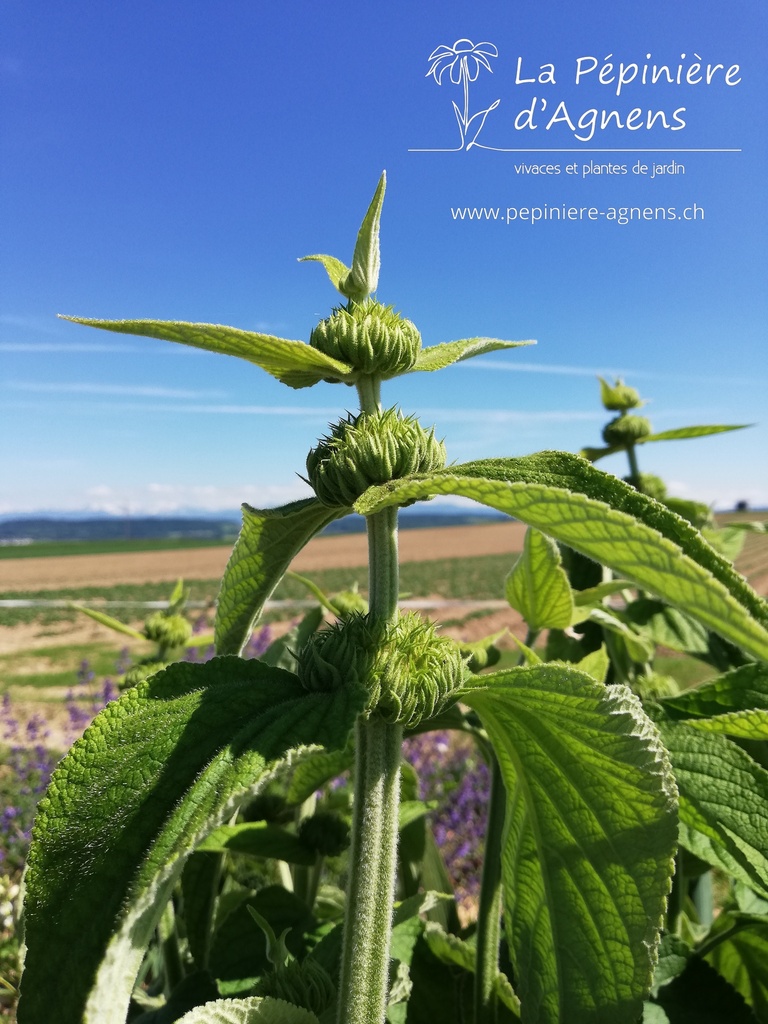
[0,507,507,543]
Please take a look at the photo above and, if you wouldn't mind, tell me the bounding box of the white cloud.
[6,381,228,399]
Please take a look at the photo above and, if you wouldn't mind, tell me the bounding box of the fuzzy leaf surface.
[505,528,574,630]
[177,998,320,1023]
[354,453,768,660]
[409,337,534,372]
[19,658,362,1024]
[659,721,768,897]
[661,663,768,740]
[61,317,355,388]
[298,254,350,292]
[460,665,678,1024]
[216,499,347,655]
[343,170,385,300]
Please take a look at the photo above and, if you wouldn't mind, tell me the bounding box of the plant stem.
[473,756,505,1024]
[473,628,538,1024]
[337,380,402,1024]
[338,714,403,1024]
[625,443,641,491]
[357,374,382,415]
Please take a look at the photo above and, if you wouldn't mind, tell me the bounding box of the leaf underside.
[59,317,355,388]
[19,658,362,1024]
[409,337,534,373]
[354,452,768,660]
[461,665,678,1024]
[215,498,348,655]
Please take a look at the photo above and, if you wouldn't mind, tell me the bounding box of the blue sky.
[2,0,766,515]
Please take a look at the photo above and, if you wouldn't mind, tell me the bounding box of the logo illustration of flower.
[426,39,500,150]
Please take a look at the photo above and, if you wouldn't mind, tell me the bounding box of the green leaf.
[423,922,522,1017]
[575,645,610,684]
[60,316,355,389]
[573,580,633,606]
[586,607,656,663]
[460,664,678,1024]
[638,424,750,444]
[625,600,711,656]
[354,452,768,661]
[651,935,692,996]
[343,170,386,301]
[661,664,768,740]
[19,658,362,1024]
[653,955,757,1023]
[298,254,351,293]
[505,528,574,630]
[69,603,146,640]
[409,337,534,373]
[704,912,768,1019]
[197,822,316,865]
[177,997,321,1023]
[216,499,347,656]
[659,721,768,897]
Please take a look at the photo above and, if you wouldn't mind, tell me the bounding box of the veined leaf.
[60,317,355,389]
[587,607,655,663]
[704,912,768,1019]
[638,424,750,444]
[505,528,574,630]
[177,997,321,1023]
[460,665,677,1024]
[661,663,768,740]
[19,658,362,1024]
[354,453,768,661]
[625,600,710,656]
[215,499,347,656]
[659,721,768,897]
[409,337,534,373]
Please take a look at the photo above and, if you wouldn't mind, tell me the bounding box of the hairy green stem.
[337,377,402,1024]
[338,715,403,1024]
[473,628,538,1023]
[473,756,506,1024]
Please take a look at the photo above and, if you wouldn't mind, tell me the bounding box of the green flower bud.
[307,408,446,507]
[309,300,421,378]
[331,585,369,618]
[144,611,192,649]
[298,612,467,729]
[298,812,350,857]
[602,414,652,446]
[254,956,336,1017]
[599,376,644,412]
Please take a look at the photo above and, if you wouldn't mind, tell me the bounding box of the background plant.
[17,174,768,1024]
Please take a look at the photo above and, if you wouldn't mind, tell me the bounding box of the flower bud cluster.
[599,376,644,412]
[309,300,421,378]
[307,408,446,507]
[298,612,467,729]
[298,811,350,857]
[144,612,192,649]
[254,956,336,1017]
[602,414,652,446]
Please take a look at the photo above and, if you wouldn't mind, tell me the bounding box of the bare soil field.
[0,522,529,591]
